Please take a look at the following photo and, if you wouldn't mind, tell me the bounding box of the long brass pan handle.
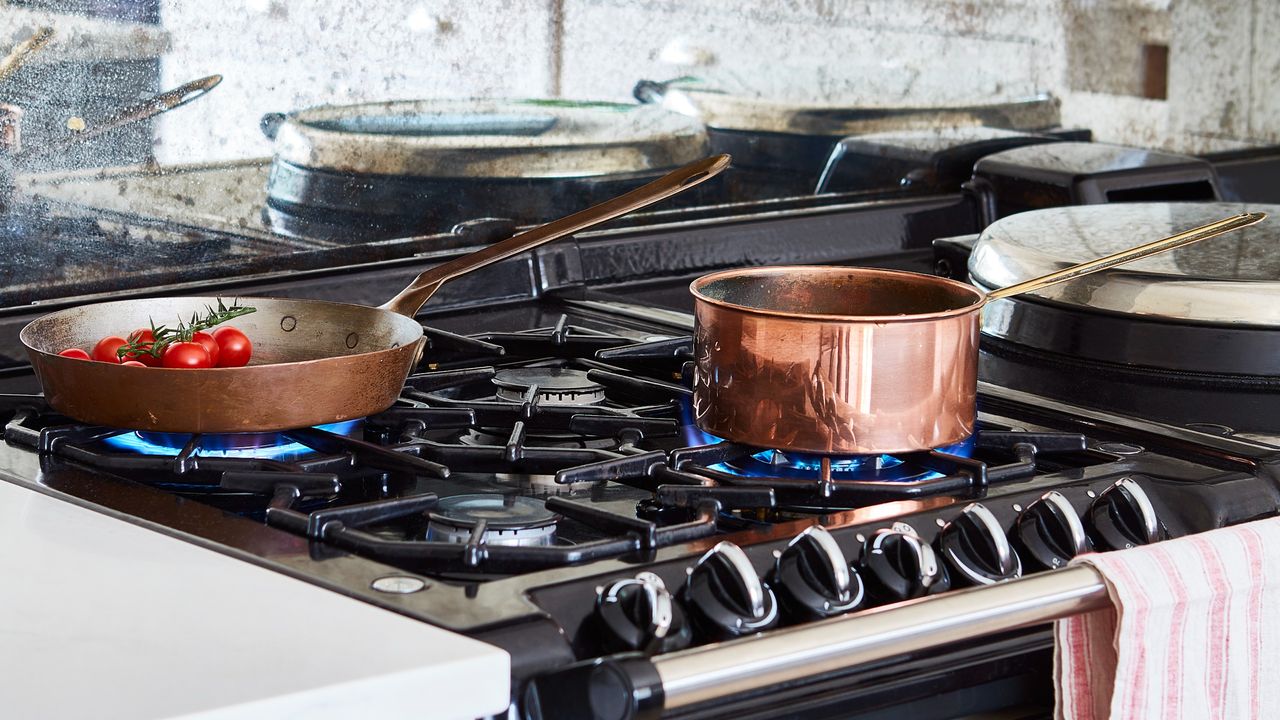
[986,211,1267,302]
[379,154,731,318]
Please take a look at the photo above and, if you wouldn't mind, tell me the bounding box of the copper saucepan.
[690,211,1267,455]
[20,154,730,433]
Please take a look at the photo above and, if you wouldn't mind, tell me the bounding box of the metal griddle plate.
[968,201,1280,327]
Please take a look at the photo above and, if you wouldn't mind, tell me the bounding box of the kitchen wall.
[153,0,1273,162]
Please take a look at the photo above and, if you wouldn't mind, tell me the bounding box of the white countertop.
[0,479,510,720]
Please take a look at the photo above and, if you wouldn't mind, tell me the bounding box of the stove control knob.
[769,526,865,621]
[860,528,950,601]
[1088,477,1162,551]
[681,541,779,640]
[1015,491,1090,570]
[596,571,692,655]
[938,503,1022,585]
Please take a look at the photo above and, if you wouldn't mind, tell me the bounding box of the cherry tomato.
[125,328,160,366]
[120,360,147,368]
[161,342,212,369]
[93,336,127,363]
[212,326,252,367]
[58,348,91,360]
[191,330,220,367]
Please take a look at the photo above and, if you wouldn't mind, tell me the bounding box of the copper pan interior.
[19,296,427,432]
[691,266,985,321]
[21,296,423,362]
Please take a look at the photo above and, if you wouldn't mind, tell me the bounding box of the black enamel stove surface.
[3,300,1280,719]
[0,315,1113,579]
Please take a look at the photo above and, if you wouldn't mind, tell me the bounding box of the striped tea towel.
[1055,517,1280,720]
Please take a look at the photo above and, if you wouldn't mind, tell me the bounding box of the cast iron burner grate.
[0,320,1103,579]
[549,423,1096,512]
[0,393,723,574]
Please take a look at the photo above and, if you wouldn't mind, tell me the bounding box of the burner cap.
[427,494,559,546]
[492,368,606,405]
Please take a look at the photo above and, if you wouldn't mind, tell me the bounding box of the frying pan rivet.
[280,316,297,331]
[345,332,359,349]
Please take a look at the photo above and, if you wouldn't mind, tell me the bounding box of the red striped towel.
[1055,518,1280,720]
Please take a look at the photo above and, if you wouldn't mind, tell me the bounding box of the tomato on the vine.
[161,342,212,369]
[58,348,91,360]
[191,330,220,367]
[212,326,252,367]
[124,328,160,366]
[92,336,127,363]
[120,360,147,368]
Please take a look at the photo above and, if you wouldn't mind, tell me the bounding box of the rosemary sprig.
[117,298,255,361]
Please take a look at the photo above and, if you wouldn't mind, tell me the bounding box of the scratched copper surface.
[691,266,981,455]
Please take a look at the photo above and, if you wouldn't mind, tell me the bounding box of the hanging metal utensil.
[0,26,54,84]
[18,74,223,160]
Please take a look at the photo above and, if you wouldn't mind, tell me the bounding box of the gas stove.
[6,136,1280,719]
[4,292,1280,719]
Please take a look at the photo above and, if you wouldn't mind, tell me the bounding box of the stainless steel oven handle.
[644,564,1108,713]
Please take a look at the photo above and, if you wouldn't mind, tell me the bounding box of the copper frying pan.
[21,154,730,433]
[690,210,1267,455]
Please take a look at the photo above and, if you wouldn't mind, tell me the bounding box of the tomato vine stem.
[116,298,255,361]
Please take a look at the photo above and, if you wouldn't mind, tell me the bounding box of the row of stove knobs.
[596,477,1160,654]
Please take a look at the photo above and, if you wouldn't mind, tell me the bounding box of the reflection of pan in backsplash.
[259,98,715,234]
[0,217,237,305]
[634,76,1064,189]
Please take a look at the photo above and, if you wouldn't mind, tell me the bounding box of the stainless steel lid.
[969,202,1280,327]
[637,79,1061,136]
[269,99,709,178]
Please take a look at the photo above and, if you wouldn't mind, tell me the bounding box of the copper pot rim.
[689,265,987,323]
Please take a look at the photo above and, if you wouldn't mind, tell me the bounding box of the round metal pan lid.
[639,79,1060,136]
[968,201,1280,327]
[270,98,709,178]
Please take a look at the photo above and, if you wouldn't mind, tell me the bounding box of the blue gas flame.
[101,420,362,461]
[678,396,976,481]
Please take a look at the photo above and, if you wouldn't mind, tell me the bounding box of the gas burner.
[496,473,599,497]
[492,368,606,405]
[103,420,363,460]
[715,436,977,483]
[632,428,1097,511]
[457,427,620,451]
[426,494,560,546]
[136,430,294,451]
